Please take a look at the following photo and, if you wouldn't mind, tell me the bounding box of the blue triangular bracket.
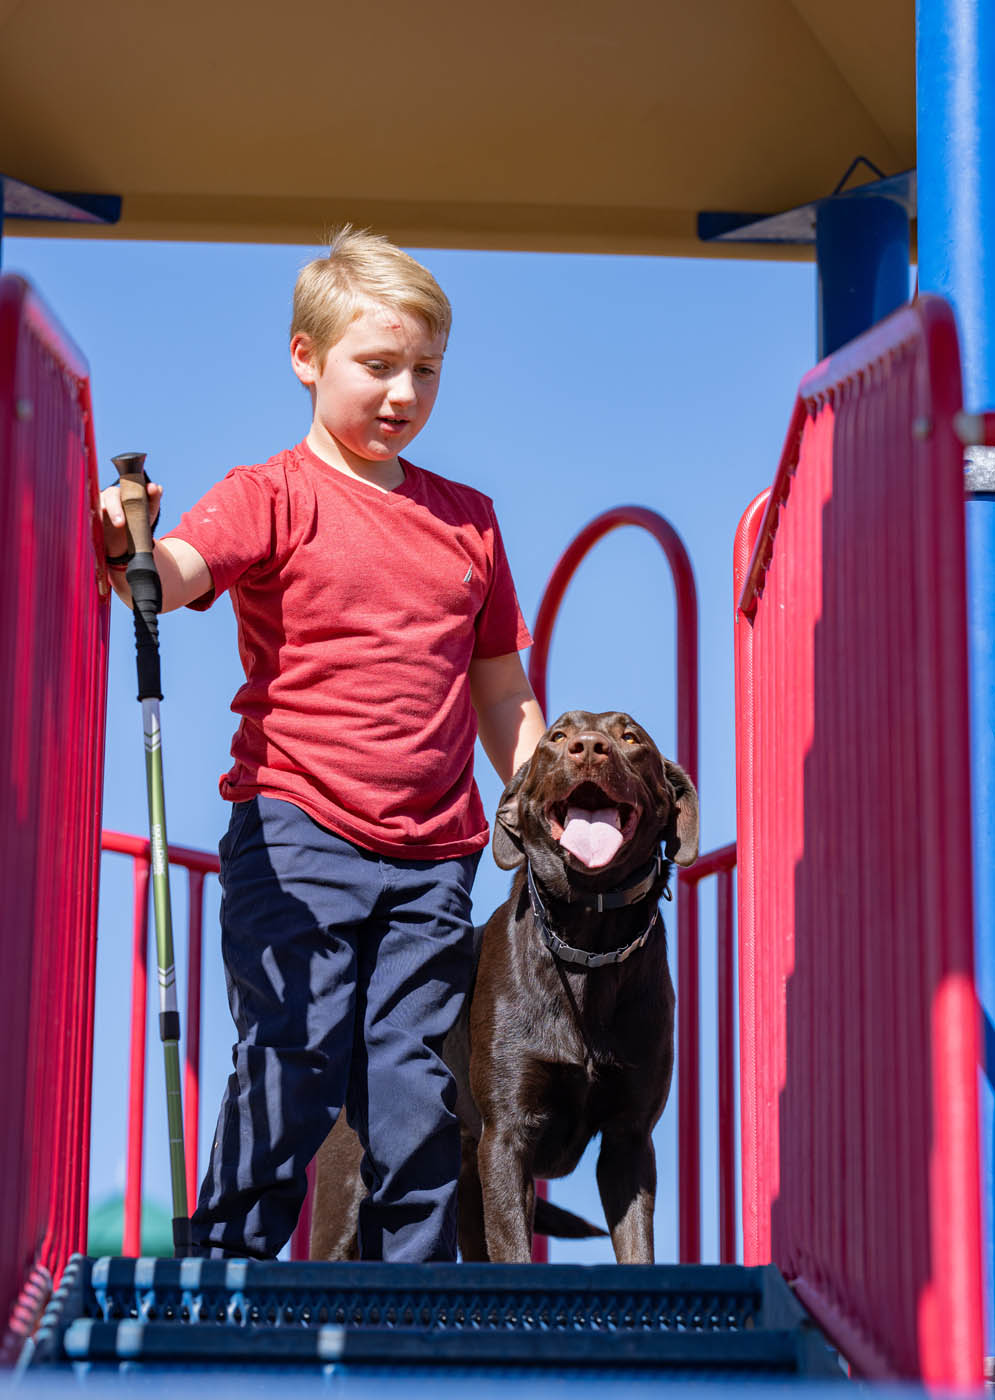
[0,174,121,264]
[698,167,916,246]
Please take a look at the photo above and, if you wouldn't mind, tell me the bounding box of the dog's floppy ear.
[662,759,699,867]
[492,761,529,870]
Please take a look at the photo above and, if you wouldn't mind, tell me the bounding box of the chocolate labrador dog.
[310,710,698,1264]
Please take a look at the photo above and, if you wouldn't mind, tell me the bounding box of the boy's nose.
[387,371,417,406]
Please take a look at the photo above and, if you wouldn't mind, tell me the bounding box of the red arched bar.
[527,505,701,1262]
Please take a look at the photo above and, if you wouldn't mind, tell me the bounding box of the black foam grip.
[126,552,163,700]
[159,1010,181,1042]
[172,1216,192,1256]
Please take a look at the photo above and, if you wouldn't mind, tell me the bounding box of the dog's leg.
[477,1126,534,1263]
[309,1115,366,1261]
[457,1131,489,1261]
[596,1129,656,1264]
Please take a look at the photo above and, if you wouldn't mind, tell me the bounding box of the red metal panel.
[0,276,109,1347]
[733,297,983,1384]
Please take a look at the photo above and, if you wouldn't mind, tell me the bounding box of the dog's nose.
[567,731,611,764]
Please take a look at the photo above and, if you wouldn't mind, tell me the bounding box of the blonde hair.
[291,226,452,366]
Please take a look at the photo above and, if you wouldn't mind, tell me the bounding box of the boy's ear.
[290,333,317,386]
[492,761,530,870]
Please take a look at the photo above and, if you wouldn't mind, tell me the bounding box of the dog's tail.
[533,1197,607,1239]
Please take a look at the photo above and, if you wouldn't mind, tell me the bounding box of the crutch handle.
[114,452,155,555]
[113,452,163,701]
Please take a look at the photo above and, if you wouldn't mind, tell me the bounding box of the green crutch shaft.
[143,695,189,1229]
[114,451,191,1257]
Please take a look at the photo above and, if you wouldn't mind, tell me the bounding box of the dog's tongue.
[559,806,624,868]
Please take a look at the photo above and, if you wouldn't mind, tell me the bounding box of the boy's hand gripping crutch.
[114,452,191,1258]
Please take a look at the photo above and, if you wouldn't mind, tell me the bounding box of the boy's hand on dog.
[100,479,163,559]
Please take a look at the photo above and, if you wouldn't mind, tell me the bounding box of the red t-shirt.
[164,441,532,858]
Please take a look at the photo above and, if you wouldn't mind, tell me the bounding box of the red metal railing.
[102,843,739,1267]
[100,832,219,1256]
[734,296,983,1384]
[528,506,735,1264]
[0,276,109,1354]
[680,841,738,1265]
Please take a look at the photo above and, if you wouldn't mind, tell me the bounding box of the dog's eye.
[549,730,567,743]
[622,731,639,744]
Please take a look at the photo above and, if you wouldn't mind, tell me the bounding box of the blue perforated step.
[27,1256,843,1379]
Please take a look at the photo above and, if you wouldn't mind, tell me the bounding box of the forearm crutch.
[114,452,191,1257]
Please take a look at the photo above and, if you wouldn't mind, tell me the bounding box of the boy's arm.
[469,652,546,785]
[100,481,213,612]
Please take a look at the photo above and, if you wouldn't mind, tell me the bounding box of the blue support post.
[917,0,995,1347]
[815,196,910,358]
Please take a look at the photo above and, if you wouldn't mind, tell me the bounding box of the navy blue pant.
[190,795,480,1262]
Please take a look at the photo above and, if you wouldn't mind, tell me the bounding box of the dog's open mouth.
[546,781,640,869]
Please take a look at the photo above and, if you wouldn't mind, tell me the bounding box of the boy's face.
[291,301,445,472]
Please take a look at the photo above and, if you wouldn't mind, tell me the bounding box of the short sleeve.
[162,466,281,610]
[473,504,533,659]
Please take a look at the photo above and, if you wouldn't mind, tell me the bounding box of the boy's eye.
[415,365,437,380]
[364,360,389,373]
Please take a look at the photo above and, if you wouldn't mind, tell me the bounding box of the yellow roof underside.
[0,0,915,256]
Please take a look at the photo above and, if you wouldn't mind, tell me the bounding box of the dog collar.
[564,850,671,912]
[526,862,661,970]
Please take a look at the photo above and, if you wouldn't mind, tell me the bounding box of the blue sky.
[8,235,816,1262]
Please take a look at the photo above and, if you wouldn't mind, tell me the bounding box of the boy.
[100,228,546,1261]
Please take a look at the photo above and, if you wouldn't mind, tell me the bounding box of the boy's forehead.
[349,301,445,352]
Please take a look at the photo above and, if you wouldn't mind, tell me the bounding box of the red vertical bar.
[920,306,983,1385]
[761,517,773,1261]
[798,405,819,1293]
[879,363,904,1354]
[67,393,105,1263]
[184,870,205,1213]
[289,1158,316,1261]
[76,709,103,1258]
[758,515,775,1264]
[778,461,792,1269]
[733,486,770,1265]
[716,867,735,1263]
[531,1179,549,1263]
[124,858,150,1257]
[887,356,916,1364]
[837,382,859,1314]
[677,876,699,1262]
[815,399,829,1296]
